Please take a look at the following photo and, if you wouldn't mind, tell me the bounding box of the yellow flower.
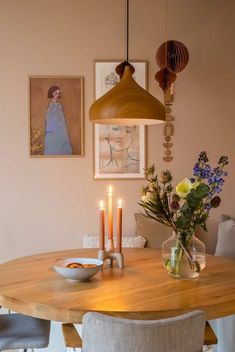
[176,178,192,199]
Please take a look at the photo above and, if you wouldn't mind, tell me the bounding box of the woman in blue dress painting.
[44,86,72,155]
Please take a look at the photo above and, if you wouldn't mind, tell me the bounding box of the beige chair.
[134,213,172,248]
[215,215,235,259]
[210,215,235,352]
[62,310,217,352]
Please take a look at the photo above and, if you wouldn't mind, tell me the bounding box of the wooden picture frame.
[93,61,147,179]
[29,76,84,157]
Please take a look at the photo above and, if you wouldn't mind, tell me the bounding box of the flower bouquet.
[139,152,229,278]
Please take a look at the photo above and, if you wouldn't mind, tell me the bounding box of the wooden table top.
[0,248,235,323]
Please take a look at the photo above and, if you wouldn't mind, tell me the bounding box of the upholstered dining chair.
[62,310,207,352]
[209,214,235,352]
[0,313,51,351]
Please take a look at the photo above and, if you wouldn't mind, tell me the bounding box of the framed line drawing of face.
[93,61,147,179]
[29,76,84,157]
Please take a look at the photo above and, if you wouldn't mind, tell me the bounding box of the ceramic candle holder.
[98,244,124,269]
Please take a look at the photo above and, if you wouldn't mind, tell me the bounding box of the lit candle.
[117,198,123,253]
[99,200,105,250]
[108,185,113,240]
[107,185,114,251]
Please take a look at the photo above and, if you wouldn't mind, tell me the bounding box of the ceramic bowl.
[53,257,103,281]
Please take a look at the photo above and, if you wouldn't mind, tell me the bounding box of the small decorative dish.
[53,257,103,281]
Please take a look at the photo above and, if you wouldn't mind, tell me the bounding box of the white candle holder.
[98,247,124,269]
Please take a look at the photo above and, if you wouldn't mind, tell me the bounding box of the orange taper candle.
[117,199,123,253]
[108,185,113,241]
[107,185,114,251]
[99,200,105,250]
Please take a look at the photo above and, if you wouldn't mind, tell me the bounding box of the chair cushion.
[83,235,146,248]
[135,213,172,249]
[0,313,50,349]
[215,215,235,259]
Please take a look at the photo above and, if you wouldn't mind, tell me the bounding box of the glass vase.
[162,231,206,279]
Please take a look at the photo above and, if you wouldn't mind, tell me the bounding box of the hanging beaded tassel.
[163,87,174,162]
[155,40,189,162]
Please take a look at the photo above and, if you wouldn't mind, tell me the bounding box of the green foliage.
[194,184,210,198]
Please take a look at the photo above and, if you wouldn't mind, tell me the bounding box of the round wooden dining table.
[0,248,235,323]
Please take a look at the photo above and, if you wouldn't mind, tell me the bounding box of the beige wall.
[0,0,234,261]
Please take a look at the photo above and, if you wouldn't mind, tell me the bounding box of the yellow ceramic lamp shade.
[89,66,166,125]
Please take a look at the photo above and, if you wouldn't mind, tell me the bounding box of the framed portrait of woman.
[93,61,147,179]
[29,76,84,157]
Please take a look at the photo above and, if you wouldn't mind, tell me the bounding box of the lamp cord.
[165,0,168,41]
[165,0,168,65]
[125,0,129,63]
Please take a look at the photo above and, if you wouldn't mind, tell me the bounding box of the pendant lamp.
[89,0,166,125]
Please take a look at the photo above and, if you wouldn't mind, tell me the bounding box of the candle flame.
[108,185,113,196]
[99,200,105,209]
[117,198,123,207]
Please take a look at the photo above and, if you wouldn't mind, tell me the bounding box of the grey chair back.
[0,313,50,351]
[82,310,206,352]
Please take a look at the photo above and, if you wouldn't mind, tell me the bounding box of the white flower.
[176,178,192,199]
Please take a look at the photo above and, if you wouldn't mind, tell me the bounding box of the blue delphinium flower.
[193,153,212,180]
[193,152,228,196]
